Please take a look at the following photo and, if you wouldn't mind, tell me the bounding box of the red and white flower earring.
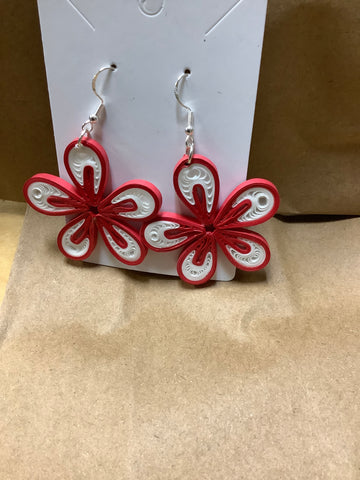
[24,65,162,265]
[142,72,280,285]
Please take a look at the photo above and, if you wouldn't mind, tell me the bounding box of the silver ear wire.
[77,64,116,148]
[174,72,194,165]
[91,65,116,113]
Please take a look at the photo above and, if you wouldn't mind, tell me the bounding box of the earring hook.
[77,64,116,148]
[174,72,192,112]
[174,72,194,165]
[92,65,116,108]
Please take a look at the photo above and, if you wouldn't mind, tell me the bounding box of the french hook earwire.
[77,64,117,148]
[174,72,194,165]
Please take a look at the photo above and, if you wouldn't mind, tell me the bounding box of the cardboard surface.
[1,0,58,199]
[0,209,359,478]
[1,0,360,215]
[0,201,26,303]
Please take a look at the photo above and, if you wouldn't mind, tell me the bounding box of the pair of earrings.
[24,65,280,285]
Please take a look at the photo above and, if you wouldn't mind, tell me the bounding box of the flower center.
[205,224,215,233]
[89,205,99,215]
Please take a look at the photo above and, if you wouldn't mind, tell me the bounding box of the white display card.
[37,0,268,281]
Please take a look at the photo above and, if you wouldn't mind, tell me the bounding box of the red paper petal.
[216,228,270,271]
[97,216,147,265]
[64,138,109,205]
[99,180,162,221]
[142,212,204,252]
[23,173,88,216]
[173,155,219,224]
[177,234,217,285]
[57,212,97,260]
[215,179,280,229]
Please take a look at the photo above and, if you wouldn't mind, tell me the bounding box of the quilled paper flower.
[24,138,162,265]
[142,155,279,285]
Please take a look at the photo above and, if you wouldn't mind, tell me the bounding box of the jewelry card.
[36,0,268,281]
